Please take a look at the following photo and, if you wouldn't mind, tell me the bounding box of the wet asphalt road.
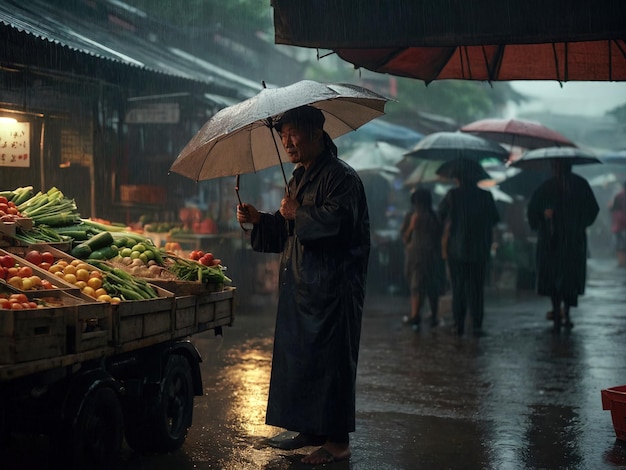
[5,256,626,469]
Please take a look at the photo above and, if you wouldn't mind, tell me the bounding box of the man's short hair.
[275,106,325,132]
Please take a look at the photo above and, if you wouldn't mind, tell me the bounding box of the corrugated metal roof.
[0,0,262,97]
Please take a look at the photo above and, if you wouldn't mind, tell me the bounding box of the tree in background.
[124,0,526,130]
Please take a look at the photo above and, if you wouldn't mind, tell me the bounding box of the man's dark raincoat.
[250,149,370,436]
[527,172,599,306]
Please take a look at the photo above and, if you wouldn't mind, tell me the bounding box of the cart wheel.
[56,386,123,469]
[126,354,194,453]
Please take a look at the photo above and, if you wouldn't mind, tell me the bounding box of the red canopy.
[273,0,626,82]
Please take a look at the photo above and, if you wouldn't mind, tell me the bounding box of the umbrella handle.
[235,174,251,232]
[268,118,290,197]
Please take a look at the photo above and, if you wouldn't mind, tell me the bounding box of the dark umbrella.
[436,158,491,182]
[460,118,577,150]
[272,0,626,83]
[404,131,509,162]
[510,146,602,171]
[499,169,552,198]
[600,149,626,165]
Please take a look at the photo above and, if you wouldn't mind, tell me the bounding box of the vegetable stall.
[0,186,236,468]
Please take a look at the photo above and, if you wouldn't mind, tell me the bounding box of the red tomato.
[10,302,23,310]
[17,266,33,278]
[25,250,43,265]
[0,298,10,309]
[41,279,54,289]
[10,293,28,304]
[0,196,8,204]
[0,255,15,268]
[39,262,52,271]
[190,250,204,261]
[40,251,55,264]
[0,266,5,279]
[199,256,211,266]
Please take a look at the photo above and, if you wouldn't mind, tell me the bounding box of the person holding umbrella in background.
[236,106,369,464]
[526,158,600,331]
[437,159,500,337]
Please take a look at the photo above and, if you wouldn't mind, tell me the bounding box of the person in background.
[400,188,446,331]
[236,106,370,465]
[609,180,626,267]
[438,173,500,337]
[527,160,599,331]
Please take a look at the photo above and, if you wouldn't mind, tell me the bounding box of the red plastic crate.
[602,385,626,441]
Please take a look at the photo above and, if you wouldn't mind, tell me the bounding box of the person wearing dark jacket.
[527,160,599,331]
[438,175,500,336]
[236,106,370,465]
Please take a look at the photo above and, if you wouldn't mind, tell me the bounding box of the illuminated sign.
[0,122,30,168]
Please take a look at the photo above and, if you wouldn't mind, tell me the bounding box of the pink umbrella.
[460,118,577,150]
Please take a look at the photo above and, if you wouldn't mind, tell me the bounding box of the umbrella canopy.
[510,146,602,171]
[600,149,626,165]
[404,131,509,162]
[337,119,423,148]
[169,80,389,182]
[436,158,491,182]
[499,168,552,198]
[272,0,626,83]
[433,182,513,203]
[340,141,405,174]
[460,118,577,150]
[403,159,444,186]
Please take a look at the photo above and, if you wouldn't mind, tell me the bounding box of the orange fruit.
[87,277,102,290]
[82,286,96,298]
[49,264,63,274]
[63,265,77,276]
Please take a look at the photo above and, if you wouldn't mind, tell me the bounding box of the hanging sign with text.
[0,122,30,167]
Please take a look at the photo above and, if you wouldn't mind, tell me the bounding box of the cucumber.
[112,237,129,248]
[70,231,114,258]
[85,231,115,251]
[70,243,92,259]
[88,245,119,260]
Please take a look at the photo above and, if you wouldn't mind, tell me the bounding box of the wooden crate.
[196,287,235,333]
[120,185,166,205]
[0,289,84,364]
[112,286,175,346]
[0,248,81,295]
[66,300,112,354]
[173,295,198,337]
[0,217,33,236]
[147,278,224,296]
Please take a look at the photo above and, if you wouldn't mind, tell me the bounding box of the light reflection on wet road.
[4,257,626,469]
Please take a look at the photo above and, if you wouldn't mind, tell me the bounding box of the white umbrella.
[170,80,390,184]
[341,141,405,174]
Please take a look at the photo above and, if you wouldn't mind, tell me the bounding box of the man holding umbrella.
[237,105,369,464]
[437,159,500,336]
[527,159,600,330]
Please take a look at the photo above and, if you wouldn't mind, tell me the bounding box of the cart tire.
[55,386,123,469]
[126,354,194,453]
